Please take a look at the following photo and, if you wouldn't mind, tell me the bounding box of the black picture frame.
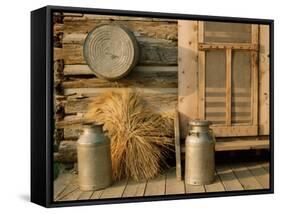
[31,5,274,208]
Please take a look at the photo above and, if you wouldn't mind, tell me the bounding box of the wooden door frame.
[197,21,259,137]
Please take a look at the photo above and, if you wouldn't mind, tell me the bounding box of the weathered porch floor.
[54,161,270,202]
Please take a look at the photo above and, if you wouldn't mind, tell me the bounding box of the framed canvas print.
[31,5,274,207]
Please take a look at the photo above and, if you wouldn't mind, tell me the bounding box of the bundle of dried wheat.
[84,89,174,181]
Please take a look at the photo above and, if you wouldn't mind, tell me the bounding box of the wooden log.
[63,19,177,41]
[53,23,64,34]
[64,87,177,96]
[64,93,177,114]
[54,48,63,60]
[62,116,175,141]
[63,72,177,89]
[64,127,83,140]
[63,64,178,76]
[62,37,177,65]
[63,12,83,18]
[56,140,77,163]
[53,12,63,24]
[63,14,178,22]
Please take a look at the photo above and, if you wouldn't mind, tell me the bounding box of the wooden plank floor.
[54,161,270,202]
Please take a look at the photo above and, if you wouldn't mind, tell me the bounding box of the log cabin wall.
[53,13,178,163]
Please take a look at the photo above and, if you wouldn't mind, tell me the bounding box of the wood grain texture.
[122,180,147,197]
[214,139,269,151]
[53,162,269,201]
[56,177,79,201]
[54,48,63,60]
[63,14,178,22]
[63,92,177,114]
[180,138,269,153]
[198,50,205,120]
[63,72,177,89]
[63,64,178,76]
[144,174,166,196]
[59,138,269,163]
[216,165,243,191]
[204,172,225,192]
[226,48,232,125]
[78,190,94,200]
[56,140,77,163]
[59,188,82,201]
[63,19,178,40]
[62,88,177,118]
[211,125,258,137]
[53,172,74,200]
[260,161,270,172]
[174,110,182,181]
[251,51,259,127]
[64,87,177,96]
[165,168,185,194]
[251,25,259,130]
[230,163,263,190]
[185,184,205,194]
[90,189,104,199]
[54,15,179,158]
[62,37,177,65]
[100,180,128,199]
[258,25,270,135]
[178,20,199,139]
[198,21,205,120]
[244,162,270,189]
[198,43,258,51]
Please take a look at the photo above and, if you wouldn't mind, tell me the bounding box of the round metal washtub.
[83,24,139,80]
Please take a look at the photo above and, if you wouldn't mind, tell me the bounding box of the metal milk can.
[185,120,215,185]
[77,123,112,191]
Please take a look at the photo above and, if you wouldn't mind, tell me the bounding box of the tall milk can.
[77,123,112,191]
[185,120,215,185]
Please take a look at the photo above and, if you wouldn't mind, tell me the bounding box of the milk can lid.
[189,119,212,126]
